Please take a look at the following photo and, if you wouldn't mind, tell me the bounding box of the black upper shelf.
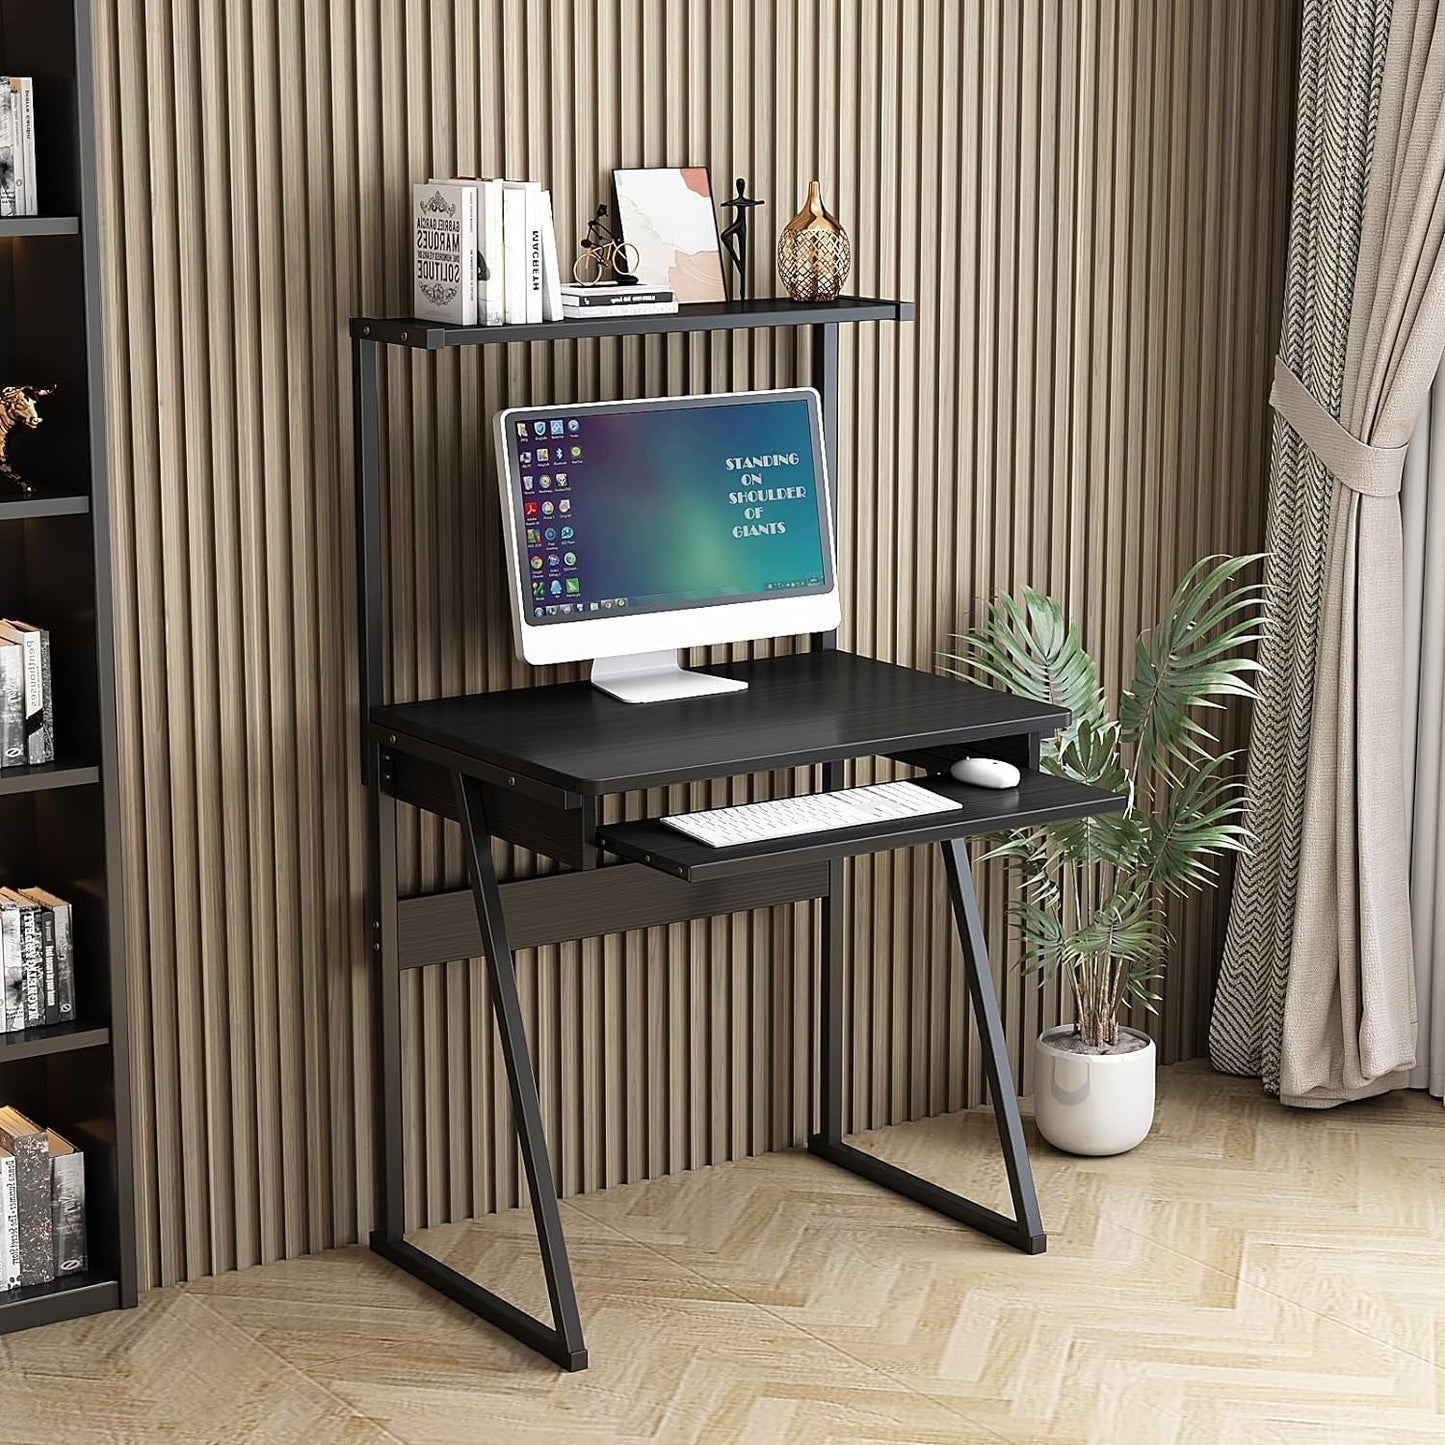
[350,295,915,350]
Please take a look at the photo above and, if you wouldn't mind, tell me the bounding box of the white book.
[5,79,22,218]
[0,81,16,219]
[502,180,544,324]
[479,179,505,325]
[0,1149,18,1288]
[538,190,565,322]
[500,183,529,324]
[560,300,680,319]
[19,79,35,216]
[412,181,477,326]
[0,621,51,765]
[0,900,22,1032]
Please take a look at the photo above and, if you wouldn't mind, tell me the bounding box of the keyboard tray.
[596,771,1126,882]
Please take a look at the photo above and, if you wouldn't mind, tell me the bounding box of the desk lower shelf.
[596,771,1125,882]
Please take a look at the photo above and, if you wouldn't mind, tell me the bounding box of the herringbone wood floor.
[2,1063,1442,1443]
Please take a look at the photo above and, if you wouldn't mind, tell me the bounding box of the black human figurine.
[718,177,765,302]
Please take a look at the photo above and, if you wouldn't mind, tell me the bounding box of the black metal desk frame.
[351,300,1119,1373]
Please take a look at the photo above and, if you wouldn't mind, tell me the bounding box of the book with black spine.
[35,905,57,1025]
[0,1147,19,1289]
[21,889,72,1021]
[0,622,53,765]
[0,1108,53,1284]
[0,633,22,769]
[0,896,23,1032]
[47,1131,85,1275]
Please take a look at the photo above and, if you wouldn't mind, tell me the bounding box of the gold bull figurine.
[0,384,57,493]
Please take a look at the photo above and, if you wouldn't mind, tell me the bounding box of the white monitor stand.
[590,650,750,705]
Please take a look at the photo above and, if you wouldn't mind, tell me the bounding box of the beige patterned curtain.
[1215,0,1445,1105]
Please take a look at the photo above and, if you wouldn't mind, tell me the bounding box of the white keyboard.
[662,780,962,849]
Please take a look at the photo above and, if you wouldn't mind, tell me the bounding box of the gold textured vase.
[776,180,851,302]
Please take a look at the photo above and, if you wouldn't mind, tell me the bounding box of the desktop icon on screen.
[560,525,574,540]
[533,421,547,437]
[537,447,550,463]
[567,419,579,433]
[539,474,552,489]
[564,577,581,595]
[529,555,543,571]
[519,451,532,466]
[569,445,582,459]
[557,499,571,514]
[563,551,577,567]
[550,419,565,436]
[554,472,569,489]
[550,579,562,596]
[523,500,538,518]
[516,422,528,438]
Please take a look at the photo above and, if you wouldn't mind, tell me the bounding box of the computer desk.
[364,647,1126,1371]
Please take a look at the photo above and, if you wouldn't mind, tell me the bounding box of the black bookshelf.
[0,1,135,1330]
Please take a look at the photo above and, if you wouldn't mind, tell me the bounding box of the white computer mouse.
[949,756,1021,790]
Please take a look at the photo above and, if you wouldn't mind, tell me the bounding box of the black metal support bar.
[370,745,404,1241]
[353,336,383,787]
[808,836,1046,1255]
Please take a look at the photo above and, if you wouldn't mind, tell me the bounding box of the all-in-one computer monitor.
[493,388,840,703]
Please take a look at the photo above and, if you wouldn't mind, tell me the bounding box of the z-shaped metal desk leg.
[807,835,1046,1254]
[370,770,588,1371]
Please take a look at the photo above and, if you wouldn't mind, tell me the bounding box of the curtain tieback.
[1269,357,1406,498]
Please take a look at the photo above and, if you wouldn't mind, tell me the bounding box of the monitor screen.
[498,392,833,625]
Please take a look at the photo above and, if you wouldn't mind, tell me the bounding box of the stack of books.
[560,284,677,319]
[0,78,38,217]
[414,177,566,327]
[0,888,75,1031]
[0,619,52,768]
[0,1107,85,1287]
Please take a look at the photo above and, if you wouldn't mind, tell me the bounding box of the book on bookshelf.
[478,179,505,325]
[0,1112,85,1290]
[47,1130,85,1275]
[0,888,75,1032]
[0,620,52,766]
[559,282,679,319]
[20,888,73,1021]
[413,181,478,326]
[538,190,565,322]
[0,1148,18,1289]
[0,633,22,768]
[0,1107,52,1284]
[0,78,37,218]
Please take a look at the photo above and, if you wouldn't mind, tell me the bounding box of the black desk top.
[371,651,1069,797]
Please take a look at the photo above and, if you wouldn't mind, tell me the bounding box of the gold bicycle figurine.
[573,204,641,286]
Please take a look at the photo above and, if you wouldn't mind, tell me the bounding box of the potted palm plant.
[942,555,1264,1155]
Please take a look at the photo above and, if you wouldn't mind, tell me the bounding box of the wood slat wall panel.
[92,0,1297,1286]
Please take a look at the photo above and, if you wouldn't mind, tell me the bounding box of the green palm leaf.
[942,587,1106,748]
[1119,554,1266,777]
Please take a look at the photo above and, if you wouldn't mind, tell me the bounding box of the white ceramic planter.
[1033,1024,1156,1156]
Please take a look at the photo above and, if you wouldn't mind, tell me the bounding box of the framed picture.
[611,166,728,303]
